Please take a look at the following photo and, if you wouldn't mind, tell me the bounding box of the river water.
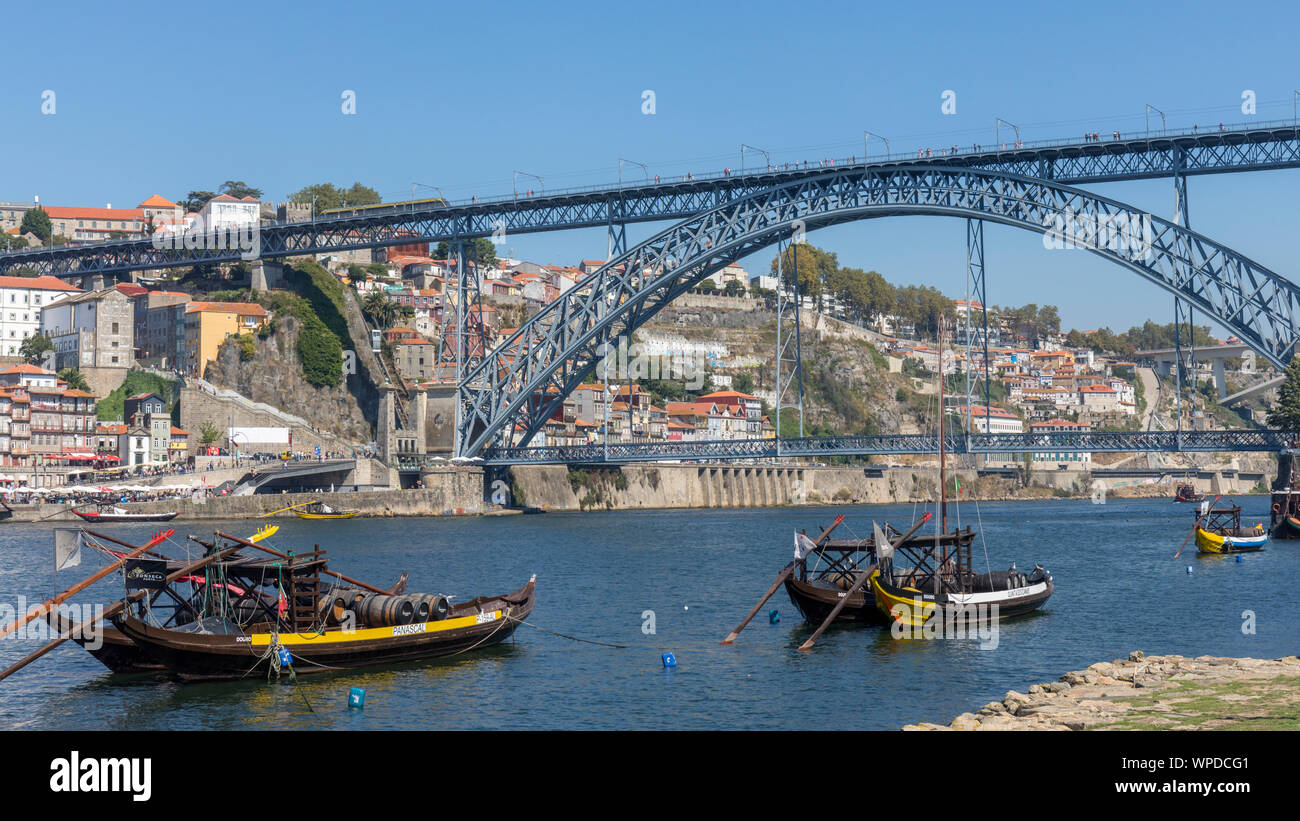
[1,497,1296,730]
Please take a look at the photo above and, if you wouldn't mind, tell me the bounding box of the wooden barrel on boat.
[317,593,347,625]
[357,594,415,627]
[405,595,430,623]
[412,593,451,621]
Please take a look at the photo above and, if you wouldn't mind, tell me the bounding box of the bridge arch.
[458,166,1300,456]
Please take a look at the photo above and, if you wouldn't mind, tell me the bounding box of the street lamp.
[411,182,446,209]
[863,131,890,159]
[740,144,771,173]
[994,118,1020,147]
[618,158,649,187]
[1145,104,1166,138]
[513,171,544,199]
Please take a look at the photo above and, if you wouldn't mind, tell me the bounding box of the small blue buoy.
[1237,555,1244,563]
[348,687,366,708]
[769,609,780,624]
[1186,565,1193,574]
[277,646,293,667]
[661,652,676,668]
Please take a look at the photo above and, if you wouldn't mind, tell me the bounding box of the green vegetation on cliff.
[207,259,346,388]
[97,371,180,422]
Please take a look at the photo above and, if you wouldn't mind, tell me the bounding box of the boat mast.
[938,319,947,535]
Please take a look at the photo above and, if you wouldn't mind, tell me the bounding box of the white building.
[198,194,261,230]
[0,276,83,357]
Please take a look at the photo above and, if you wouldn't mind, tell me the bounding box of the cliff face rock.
[204,315,374,445]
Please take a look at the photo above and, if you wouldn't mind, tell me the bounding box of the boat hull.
[45,610,165,674]
[112,579,535,681]
[784,571,890,627]
[1194,526,1267,555]
[292,511,360,520]
[1271,515,1300,540]
[871,574,1053,628]
[73,510,179,523]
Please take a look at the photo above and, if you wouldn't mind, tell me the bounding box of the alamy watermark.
[1042,206,1153,260]
[594,336,708,390]
[889,600,1000,649]
[2,599,103,650]
[151,213,260,261]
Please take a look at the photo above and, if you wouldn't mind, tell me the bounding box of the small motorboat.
[1174,482,1204,503]
[292,501,360,520]
[73,505,179,523]
[1194,502,1267,555]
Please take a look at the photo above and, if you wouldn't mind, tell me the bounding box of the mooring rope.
[506,617,629,648]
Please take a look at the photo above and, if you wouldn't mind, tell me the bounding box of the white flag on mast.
[794,532,818,561]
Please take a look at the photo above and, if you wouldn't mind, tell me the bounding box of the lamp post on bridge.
[863,131,890,159]
[618,158,649,188]
[411,182,446,210]
[740,144,771,174]
[1145,104,1166,138]
[513,171,544,200]
[994,118,1020,148]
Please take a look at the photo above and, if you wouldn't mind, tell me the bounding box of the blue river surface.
[0,497,1296,731]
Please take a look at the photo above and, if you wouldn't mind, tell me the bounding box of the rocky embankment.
[905,652,1300,731]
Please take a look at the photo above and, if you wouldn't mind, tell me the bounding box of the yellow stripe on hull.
[870,574,934,628]
[249,610,502,646]
[292,511,359,520]
[1194,526,1266,555]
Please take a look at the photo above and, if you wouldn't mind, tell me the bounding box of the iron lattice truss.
[457,165,1300,456]
[478,429,1300,465]
[4,125,1300,279]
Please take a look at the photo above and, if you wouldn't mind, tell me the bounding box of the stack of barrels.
[318,589,452,628]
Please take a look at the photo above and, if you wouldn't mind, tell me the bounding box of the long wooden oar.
[212,530,390,595]
[0,543,242,683]
[1174,495,1221,559]
[261,501,316,518]
[721,514,845,645]
[797,513,934,652]
[0,529,174,641]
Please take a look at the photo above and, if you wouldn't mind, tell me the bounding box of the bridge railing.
[6,120,1299,264]
[471,430,1300,465]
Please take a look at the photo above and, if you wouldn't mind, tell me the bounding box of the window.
[111,322,118,334]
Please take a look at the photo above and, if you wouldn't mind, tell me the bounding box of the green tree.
[347,265,368,285]
[769,244,837,307]
[434,238,497,267]
[18,333,53,365]
[198,420,223,445]
[1268,357,1300,429]
[363,289,399,329]
[289,182,382,213]
[180,191,217,212]
[733,372,756,394]
[20,207,52,243]
[219,180,263,200]
[58,368,89,391]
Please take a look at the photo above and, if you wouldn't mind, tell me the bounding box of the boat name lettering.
[475,612,497,624]
[235,636,251,642]
[392,623,427,637]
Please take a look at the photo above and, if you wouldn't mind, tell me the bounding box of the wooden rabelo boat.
[1193,502,1267,555]
[110,531,534,681]
[292,501,360,520]
[1173,482,1204,504]
[1267,453,1300,539]
[73,505,179,523]
[869,321,1053,630]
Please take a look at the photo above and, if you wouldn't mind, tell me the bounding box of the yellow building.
[184,302,269,376]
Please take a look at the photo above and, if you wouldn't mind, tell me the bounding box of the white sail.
[873,521,894,561]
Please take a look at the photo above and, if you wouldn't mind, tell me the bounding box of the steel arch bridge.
[459,165,1300,458]
[3,122,1300,279]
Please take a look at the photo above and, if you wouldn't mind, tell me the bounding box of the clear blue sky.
[4,0,1299,334]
